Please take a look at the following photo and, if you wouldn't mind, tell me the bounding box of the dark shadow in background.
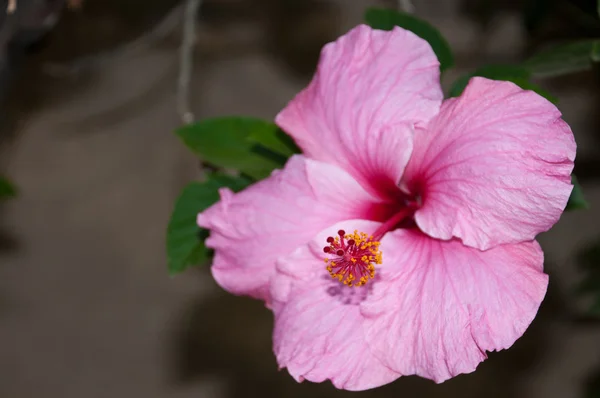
[583,363,600,398]
[201,0,340,78]
[0,0,340,138]
[0,0,182,148]
[576,238,600,398]
[0,219,18,253]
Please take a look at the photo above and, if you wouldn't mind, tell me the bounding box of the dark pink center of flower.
[323,204,418,288]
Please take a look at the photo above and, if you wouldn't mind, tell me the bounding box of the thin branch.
[178,0,201,125]
[397,0,414,13]
[6,0,16,14]
[43,3,183,76]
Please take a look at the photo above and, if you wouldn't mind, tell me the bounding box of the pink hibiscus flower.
[197,25,576,390]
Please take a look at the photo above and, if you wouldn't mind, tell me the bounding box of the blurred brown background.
[1,0,600,397]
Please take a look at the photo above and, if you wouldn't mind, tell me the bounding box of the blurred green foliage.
[0,177,16,200]
[567,175,589,211]
[524,40,600,77]
[169,117,301,274]
[167,174,251,275]
[176,117,298,181]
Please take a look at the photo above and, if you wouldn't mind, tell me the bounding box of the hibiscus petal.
[198,156,381,303]
[403,77,576,250]
[276,24,443,200]
[272,220,401,391]
[362,229,548,383]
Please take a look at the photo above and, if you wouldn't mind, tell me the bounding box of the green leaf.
[247,127,299,158]
[566,175,588,211]
[0,177,16,200]
[176,117,297,180]
[448,75,471,98]
[167,174,251,275]
[364,7,454,71]
[448,64,558,103]
[524,40,600,78]
[592,41,600,63]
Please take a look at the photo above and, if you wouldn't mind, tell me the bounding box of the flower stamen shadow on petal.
[322,273,382,306]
